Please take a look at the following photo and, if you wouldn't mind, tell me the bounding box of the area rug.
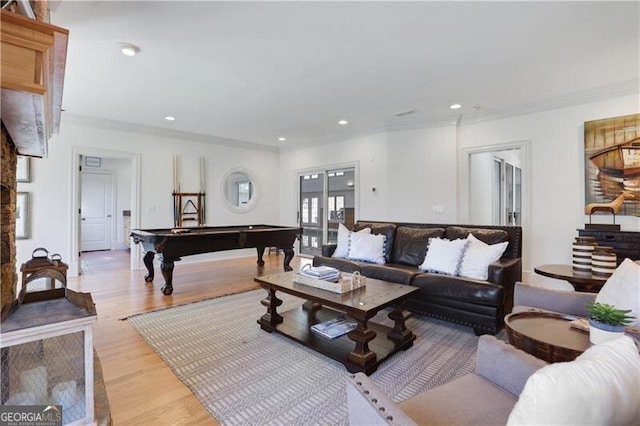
[128,289,478,425]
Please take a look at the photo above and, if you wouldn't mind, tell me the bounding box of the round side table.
[533,264,607,293]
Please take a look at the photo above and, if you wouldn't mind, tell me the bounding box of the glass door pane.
[327,168,355,245]
[299,172,325,256]
[514,166,522,225]
[505,163,514,225]
[298,166,356,257]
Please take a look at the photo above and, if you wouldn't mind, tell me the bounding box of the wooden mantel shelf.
[1,10,69,158]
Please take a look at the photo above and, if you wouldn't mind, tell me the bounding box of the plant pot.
[589,319,625,344]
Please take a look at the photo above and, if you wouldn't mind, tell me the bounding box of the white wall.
[468,151,493,224]
[279,132,389,226]
[17,121,281,275]
[279,92,639,289]
[17,92,639,287]
[386,126,458,222]
[459,93,640,288]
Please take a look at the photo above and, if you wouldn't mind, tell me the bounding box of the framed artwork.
[584,113,640,218]
[16,192,30,239]
[17,156,31,182]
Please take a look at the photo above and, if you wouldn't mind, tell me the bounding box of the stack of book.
[299,266,340,282]
[310,315,357,339]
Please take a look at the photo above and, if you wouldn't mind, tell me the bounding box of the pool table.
[130,225,301,295]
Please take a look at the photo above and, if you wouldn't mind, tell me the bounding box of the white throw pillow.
[419,237,467,275]
[459,233,509,280]
[595,258,640,327]
[332,224,370,259]
[507,335,640,425]
[347,232,386,264]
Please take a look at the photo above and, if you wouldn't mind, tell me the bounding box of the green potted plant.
[586,302,635,344]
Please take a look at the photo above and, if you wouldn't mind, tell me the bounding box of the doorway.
[461,139,530,230]
[297,166,357,257]
[70,148,141,277]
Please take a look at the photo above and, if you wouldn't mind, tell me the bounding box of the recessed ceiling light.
[120,43,140,56]
[449,104,462,110]
[278,137,286,141]
[164,116,175,121]
[338,120,348,125]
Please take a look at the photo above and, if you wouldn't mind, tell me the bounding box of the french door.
[493,158,522,226]
[298,167,356,256]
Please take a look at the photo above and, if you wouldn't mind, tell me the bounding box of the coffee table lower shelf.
[259,305,413,374]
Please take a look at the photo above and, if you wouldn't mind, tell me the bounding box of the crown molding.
[62,80,638,154]
[459,79,640,125]
[61,113,279,153]
[278,126,388,153]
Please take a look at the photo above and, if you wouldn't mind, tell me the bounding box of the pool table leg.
[256,246,266,267]
[283,247,294,271]
[160,259,175,295]
[143,251,155,282]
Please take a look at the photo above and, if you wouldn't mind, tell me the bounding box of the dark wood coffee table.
[505,311,591,363]
[254,271,419,375]
[534,264,607,293]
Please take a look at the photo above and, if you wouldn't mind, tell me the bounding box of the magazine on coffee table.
[311,315,357,339]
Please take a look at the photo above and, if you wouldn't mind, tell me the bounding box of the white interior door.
[80,172,113,251]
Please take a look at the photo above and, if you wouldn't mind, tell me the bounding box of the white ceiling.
[50,1,640,150]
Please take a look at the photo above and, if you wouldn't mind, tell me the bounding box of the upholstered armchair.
[346,334,640,425]
[512,282,596,317]
[346,335,546,425]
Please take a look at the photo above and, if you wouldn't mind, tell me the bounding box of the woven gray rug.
[128,289,478,426]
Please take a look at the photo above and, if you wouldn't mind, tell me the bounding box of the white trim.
[64,113,278,153]
[70,147,142,277]
[459,139,531,269]
[219,167,259,213]
[295,161,360,253]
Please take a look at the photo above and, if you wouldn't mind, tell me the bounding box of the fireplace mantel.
[0,10,68,158]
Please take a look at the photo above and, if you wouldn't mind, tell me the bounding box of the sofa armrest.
[321,243,338,257]
[488,257,522,286]
[475,335,547,397]
[513,282,596,317]
[488,257,522,316]
[346,373,418,426]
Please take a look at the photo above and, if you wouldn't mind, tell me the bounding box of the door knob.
[107,214,112,218]
[82,218,86,221]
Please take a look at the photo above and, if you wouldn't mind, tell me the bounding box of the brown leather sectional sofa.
[312,221,523,335]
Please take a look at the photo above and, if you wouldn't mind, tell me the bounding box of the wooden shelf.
[1,10,69,157]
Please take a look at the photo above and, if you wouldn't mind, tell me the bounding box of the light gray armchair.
[346,335,547,426]
[512,282,596,317]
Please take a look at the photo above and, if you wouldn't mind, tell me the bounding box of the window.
[302,235,309,247]
[302,198,309,223]
[311,236,318,248]
[311,197,319,224]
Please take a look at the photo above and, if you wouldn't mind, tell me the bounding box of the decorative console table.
[577,229,640,265]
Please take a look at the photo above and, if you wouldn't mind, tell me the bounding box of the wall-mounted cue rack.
[173,192,206,227]
[172,155,207,227]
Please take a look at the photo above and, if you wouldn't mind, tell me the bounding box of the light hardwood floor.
[71,250,309,425]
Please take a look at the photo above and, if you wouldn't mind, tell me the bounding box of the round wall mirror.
[220,168,258,213]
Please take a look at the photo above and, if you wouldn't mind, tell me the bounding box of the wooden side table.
[534,264,607,293]
[505,311,590,363]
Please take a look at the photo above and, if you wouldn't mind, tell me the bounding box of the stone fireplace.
[1,124,18,308]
